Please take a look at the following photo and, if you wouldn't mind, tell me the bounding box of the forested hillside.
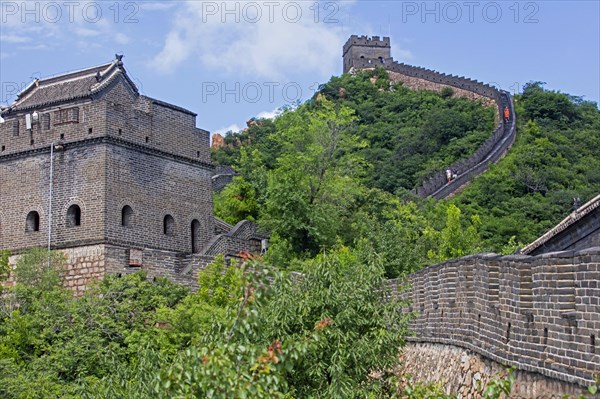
[214,69,496,193]
[213,70,600,264]
[452,82,600,249]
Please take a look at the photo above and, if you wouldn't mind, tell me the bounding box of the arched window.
[191,219,201,253]
[66,204,81,227]
[121,205,133,227]
[163,215,175,236]
[26,211,40,232]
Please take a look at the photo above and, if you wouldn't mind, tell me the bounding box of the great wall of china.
[1,36,597,397]
[346,35,598,397]
[344,35,517,199]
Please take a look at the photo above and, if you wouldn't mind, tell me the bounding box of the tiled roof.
[521,193,600,255]
[1,55,138,115]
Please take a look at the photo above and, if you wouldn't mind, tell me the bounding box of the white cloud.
[115,33,131,45]
[1,1,135,54]
[154,31,188,72]
[395,48,414,62]
[214,123,242,135]
[140,2,177,11]
[0,34,31,43]
[74,27,102,37]
[256,108,281,120]
[152,1,354,79]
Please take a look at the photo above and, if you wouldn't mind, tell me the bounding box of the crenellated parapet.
[389,248,600,387]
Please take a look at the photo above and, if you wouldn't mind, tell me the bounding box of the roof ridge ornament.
[115,54,124,66]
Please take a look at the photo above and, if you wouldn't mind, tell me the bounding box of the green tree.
[426,204,481,263]
[262,246,411,398]
[157,257,295,399]
[349,188,432,278]
[214,176,259,224]
[261,97,365,256]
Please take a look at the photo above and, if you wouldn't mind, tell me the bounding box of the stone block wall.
[4,245,107,294]
[389,248,600,388]
[61,245,106,294]
[400,342,586,398]
[387,71,496,107]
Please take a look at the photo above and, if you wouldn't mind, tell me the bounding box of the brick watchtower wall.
[343,35,392,74]
[0,58,213,255]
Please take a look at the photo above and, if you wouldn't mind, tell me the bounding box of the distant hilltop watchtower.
[343,35,392,74]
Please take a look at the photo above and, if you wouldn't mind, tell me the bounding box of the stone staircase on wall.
[425,92,516,200]
[351,57,518,200]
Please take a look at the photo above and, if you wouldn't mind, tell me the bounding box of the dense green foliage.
[0,248,412,398]
[213,75,600,259]
[0,250,9,293]
[452,82,600,249]
[214,69,496,194]
[213,87,484,274]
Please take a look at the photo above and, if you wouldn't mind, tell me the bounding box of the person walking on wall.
[504,105,510,122]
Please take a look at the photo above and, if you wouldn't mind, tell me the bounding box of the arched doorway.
[191,219,201,253]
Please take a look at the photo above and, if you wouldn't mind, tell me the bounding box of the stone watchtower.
[0,56,214,257]
[342,35,392,74]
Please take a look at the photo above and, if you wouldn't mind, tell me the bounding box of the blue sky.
[1,1,599,135]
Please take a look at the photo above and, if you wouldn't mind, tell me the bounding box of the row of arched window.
[119,205,202,252]
[20,205,203,253]
[119,205,179,237]
[25,205,198,240]
[25,204,81,232]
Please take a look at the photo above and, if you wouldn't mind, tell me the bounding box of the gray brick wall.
[343,35,391,74]
[390,248,600,387]
[0,144,107,250]
[104,144,214,253]
[0,73,214,254]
